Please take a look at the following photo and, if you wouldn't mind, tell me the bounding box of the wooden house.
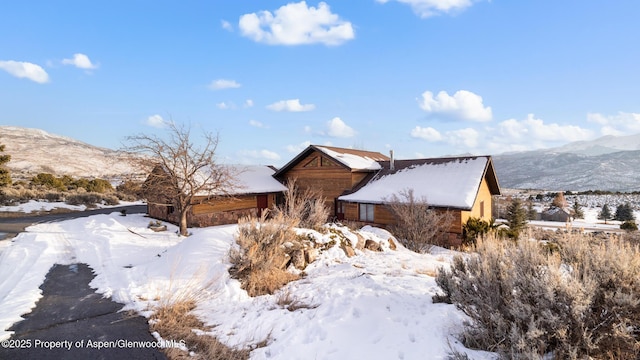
[273,145,389,218]
[337,156,501,245]
[147,165,287,227]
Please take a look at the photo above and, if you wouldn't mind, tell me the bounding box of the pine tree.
[615,203,635,222]
[506,197,528,240]
[598,204,612,224]
[572,199,584,219]
[526,200,537,220]
[0,143,11,187]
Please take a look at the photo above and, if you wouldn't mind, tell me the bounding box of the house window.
[480,200,485,218]
[359,203,375,222]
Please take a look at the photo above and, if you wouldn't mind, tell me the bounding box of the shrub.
[461,217,493,247]
[229,212,299,297]
[435,234,640,359]
[273,178,329,231]
[31,173,66,191]
[385,189,453,252]
[65,192,103,207]
[621,220,638,231]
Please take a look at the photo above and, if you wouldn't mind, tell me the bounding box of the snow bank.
[0,213,494,359]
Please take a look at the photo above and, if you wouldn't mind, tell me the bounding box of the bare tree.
[125,121,236,236]
[385,189,453,252]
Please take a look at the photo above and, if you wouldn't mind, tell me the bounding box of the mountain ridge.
[0,125,139,180]
[493,133,640,192]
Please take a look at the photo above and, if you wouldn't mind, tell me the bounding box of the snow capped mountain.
[0,126,139,180]
[493,134,640,192]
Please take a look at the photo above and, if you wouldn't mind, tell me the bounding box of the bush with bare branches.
[273,178,329,231]
[229,212,299,297]
[385,189,453,252]
[435,234,640,359]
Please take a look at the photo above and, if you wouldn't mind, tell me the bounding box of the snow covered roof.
[273,145,389,177]
[315,146,387,171]
[339,156,499,210]
[233,165,288,194]
[194,165,287,196]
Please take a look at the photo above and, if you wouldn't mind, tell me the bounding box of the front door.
[257,195,269,216]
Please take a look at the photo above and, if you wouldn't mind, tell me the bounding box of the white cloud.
[376,0,478,18]
[410,126,442,141]
[287,141,312,153]
[244,99,254,108]
[419,90,492,122]
[266,99,315,112]
[497,114,594,142]
[221,20,233,31]
[239,149,281,161]
[216,102,232,110]
[62,53,98,70]
[587,112,640,135]
[209,79,241,90]
[239,1,355,46]
[0,60,49,83]
[447,128,479,148]
[145,114,166,128]
[327,117,356,138]
[249,119,267,128]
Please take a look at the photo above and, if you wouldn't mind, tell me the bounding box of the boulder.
[364,239,382,252]
[291,250,306,270]
[388,238,397,251]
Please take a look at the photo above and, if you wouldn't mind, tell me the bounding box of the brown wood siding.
[192,195,257,215]
[281,150,360,216]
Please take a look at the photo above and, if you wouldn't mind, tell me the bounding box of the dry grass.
[275,289,319,312]
[150,300,249,360]
[272,178,329,231]
[229,212,300,297]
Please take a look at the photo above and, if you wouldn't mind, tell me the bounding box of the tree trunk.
[179,209,189,236]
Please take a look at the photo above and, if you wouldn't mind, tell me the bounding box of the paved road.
[0,205,147,239]
[0,205,169,359]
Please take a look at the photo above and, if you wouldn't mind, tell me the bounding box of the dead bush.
[385,189,453,252]
[229,212,299,297]
[435,233,640,359]
[273,178,329,231]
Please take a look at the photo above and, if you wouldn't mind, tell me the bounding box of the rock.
[291,250,306,270]
[342,245,356,258]
[305,248,319,264]
[364,239,382,252]
[355,233,366,250]
[388,238,397,250]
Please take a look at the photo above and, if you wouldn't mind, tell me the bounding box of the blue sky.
[1,0,639,166]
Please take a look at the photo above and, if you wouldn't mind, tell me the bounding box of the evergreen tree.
[506,197,528,239]
[572,199,584,219]
[0,143,11,187]
[526,200,537,220]
[598,204,612,224]
[614,203,635,221]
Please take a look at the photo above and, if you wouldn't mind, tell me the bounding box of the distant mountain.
[0,126,139,180]
[493,134,640,192]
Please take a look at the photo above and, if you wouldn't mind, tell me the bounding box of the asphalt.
[0,205,169,359]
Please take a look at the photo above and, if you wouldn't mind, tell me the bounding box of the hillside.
[493,134,640,192]
[0,126,139,180]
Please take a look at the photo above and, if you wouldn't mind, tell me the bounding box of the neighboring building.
[146,165,287,227]
[540,207,572,222]
[273,145,389,218]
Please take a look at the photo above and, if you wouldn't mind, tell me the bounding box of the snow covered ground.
[0,199,142,213]
[0,210,495,359]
